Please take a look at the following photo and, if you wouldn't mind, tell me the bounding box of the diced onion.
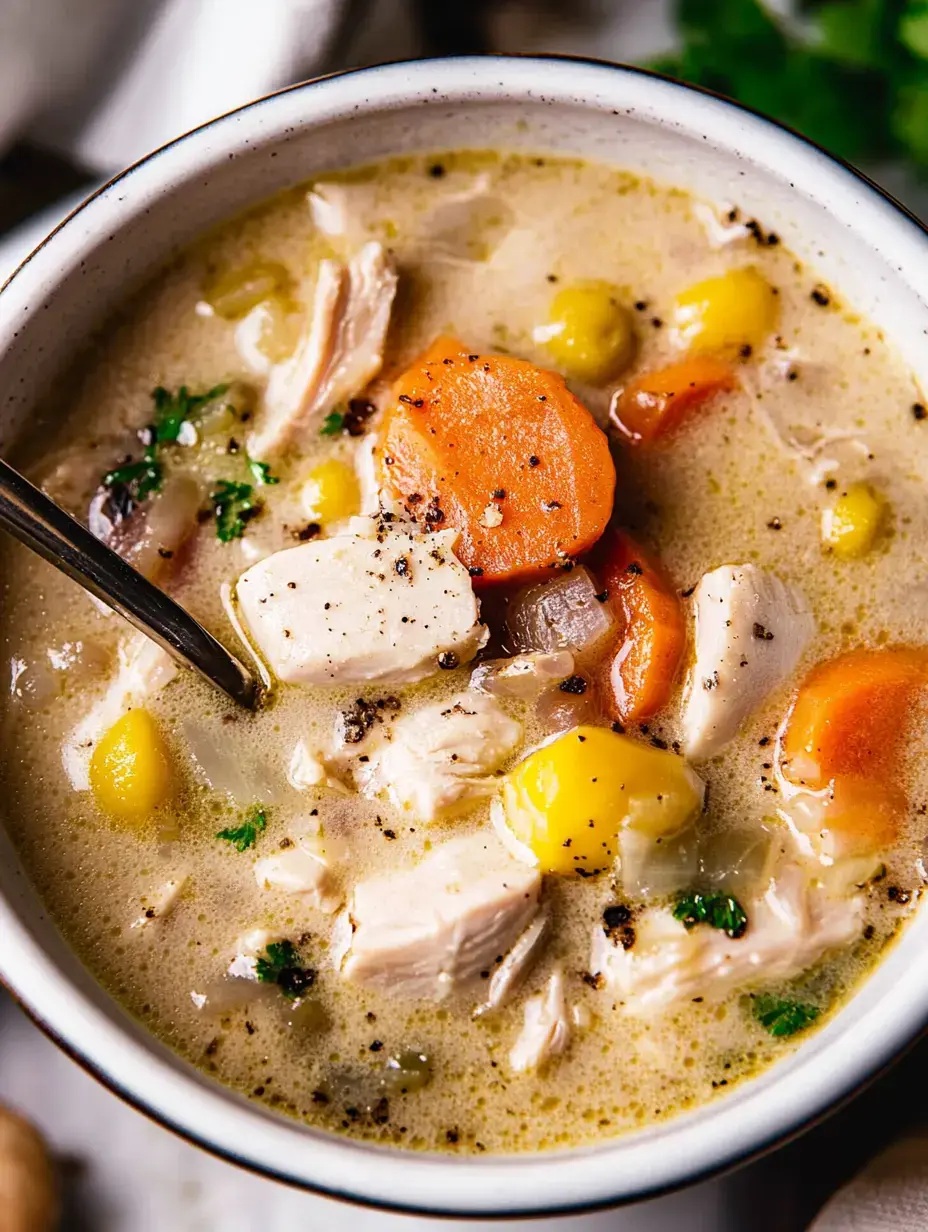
[698,825,776,897]
[534,687,598,735]
[470,651,574,699]
[619,828,699,899]
[507,567,614,654]
[182,721,279,804]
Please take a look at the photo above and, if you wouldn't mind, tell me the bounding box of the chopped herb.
[649,1,908,171]
[320,410,345,436]
[752,994,820,1038]
[255,939,316,1000]
[248,457,280,486]
[216,805,267,852]
[673,892,748,939]
[210,479,260,542]
[99,382,227,508]
[152,383,228,444]
[102,455,163,503]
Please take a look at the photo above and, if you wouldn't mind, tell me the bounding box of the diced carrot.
[610,356,737,446]
[378,336,616,586]
[592,529,686,722]
[782,647,928,853]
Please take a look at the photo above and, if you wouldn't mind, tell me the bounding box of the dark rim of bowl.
[1,53,928,1218]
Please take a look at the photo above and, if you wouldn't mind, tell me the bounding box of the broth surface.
[2,151,926,1154]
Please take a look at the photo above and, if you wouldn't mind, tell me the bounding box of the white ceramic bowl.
[1,56,928,1219]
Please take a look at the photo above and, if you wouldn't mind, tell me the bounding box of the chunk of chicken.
[62,632,178,791]
[226,927,282,981]
[682,564,814,758]
[509,968,571,1073]
[591,863,862,1013]
[253,840,342,914]
[130,874,187,930]
[333,834,541,1000]
[475,908,550,1015]
[235,525,486,686]
[248,242,397,458]
[287,738,350,794]
[355,691,521,822]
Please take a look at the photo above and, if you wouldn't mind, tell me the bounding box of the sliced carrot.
[610,356,737,446]
[378,336,615,586]
[782,647,928,853]
[592,529,686,722]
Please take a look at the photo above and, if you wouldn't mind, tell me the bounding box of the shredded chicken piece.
[475,908,550,1016]
[355,691,521,822]
[226,927,283,981]
[333,834,541,1000]
[253,840,342,913]
[130,875,187,930]
[287,738,350,794]
[62,632,177,791]
[248,242,397,458]
[509,968,571,1073]
[682,564,815,758]
[591,863,863,1013]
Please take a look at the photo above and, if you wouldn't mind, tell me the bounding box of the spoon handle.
[0,458,258,711]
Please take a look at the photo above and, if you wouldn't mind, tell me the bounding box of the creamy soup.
[2,151,926,1155]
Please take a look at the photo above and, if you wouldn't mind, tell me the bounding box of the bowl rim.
[2,53,928,1218]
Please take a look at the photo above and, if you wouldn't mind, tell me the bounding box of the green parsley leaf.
[247,457,280,486]
[752,994,821,1037]
[320,410,345,436]
[102,454,164,502]
[210,479,260,542]
[255,939,316,999]
[900,0,928,59]
[672,892,748,939]
[216,804,267,852]
[151,383,228,444]
[655,0,896,167]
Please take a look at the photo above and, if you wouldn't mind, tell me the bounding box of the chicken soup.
[3,150,927,1154]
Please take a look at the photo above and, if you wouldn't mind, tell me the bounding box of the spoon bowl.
[0,456,259,710]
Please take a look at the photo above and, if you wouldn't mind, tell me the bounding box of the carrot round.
[610,356,737,446]
[593,530,686,722]
[782,646,928,852]
[378,336,615,585]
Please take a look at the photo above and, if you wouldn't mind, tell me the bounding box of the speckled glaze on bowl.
[1,56,928,1218]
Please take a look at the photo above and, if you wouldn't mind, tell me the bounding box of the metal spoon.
[0,457,259,710]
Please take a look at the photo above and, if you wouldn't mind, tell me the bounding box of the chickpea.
[0,1105,58,1232]
[544,282,636,383]
[673,265,778,356]
[822,481,886,559]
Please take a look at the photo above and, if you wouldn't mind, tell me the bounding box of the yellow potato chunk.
[498,725,704,876]
[822,481,885,559]
[544,282,636,383]
[89,708,172,822]
[301,458,361,524]
[673,266,778,356]
[202,260,291,321]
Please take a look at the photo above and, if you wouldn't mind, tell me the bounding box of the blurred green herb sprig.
[653,0,928,170]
